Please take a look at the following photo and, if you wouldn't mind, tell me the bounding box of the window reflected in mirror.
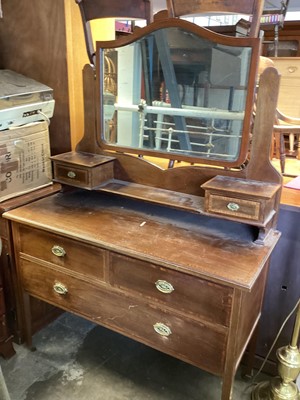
[98,25,257,165]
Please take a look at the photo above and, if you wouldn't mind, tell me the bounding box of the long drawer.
[20,258,227,375]
[110,253,233,326]
[19,226,105,282]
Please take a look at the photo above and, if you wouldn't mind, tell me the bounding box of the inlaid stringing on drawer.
[109,253,233,327]
[19,226,105,282]
[54,164,90,186]
[207,194,261,221]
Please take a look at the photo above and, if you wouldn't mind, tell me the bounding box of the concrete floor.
[0,313,266,400]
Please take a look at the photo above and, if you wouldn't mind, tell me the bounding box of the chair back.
[166,0,264,37]
[75,0,152,64]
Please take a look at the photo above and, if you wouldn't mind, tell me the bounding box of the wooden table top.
[281,178,300,207]
[3,189,280,292]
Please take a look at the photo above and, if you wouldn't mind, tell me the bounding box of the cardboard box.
[0,121,52,202]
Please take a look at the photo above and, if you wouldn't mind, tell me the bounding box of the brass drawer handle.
[51,245,66,257]
[155,280,174,294]
[67,171,76,179]
[288,66,297,74]
[53,282,68,295]
[153,322,172,337]
[227,202,240,212]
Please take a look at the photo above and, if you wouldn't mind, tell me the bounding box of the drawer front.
[273,59,300,78]
[207,193,261,221]
[19,226,105,282]
[20,259,227,375]
[110,253,233,327]
[53,163,90,187]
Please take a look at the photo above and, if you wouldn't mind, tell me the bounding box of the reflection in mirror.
[100,26,254,164]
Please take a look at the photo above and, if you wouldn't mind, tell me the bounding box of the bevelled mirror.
[96,18,261,167]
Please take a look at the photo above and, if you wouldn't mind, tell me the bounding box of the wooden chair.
[75,0,152,64]
[259,57,300,175]
[273,110,300,174]
[166,0,264,38]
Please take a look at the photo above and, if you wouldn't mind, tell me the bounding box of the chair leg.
[289,133,295,154]
[296,134,300,160]
[279,133,286,174]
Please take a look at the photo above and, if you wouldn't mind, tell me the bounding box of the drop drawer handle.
[67,171,76,179]
[155,280,174,294]
[53,282,68,295]
[51,245,66,257]
[153,323,172,337]
[226,202,240,212]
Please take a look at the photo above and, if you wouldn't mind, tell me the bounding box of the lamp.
[251,300,300,400]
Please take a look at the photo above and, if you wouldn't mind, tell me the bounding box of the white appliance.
[0,69,55,130]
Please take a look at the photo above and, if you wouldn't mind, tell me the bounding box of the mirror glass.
[98,25,256,165]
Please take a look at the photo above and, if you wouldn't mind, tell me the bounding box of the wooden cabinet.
[4,189,280,400]
[0,217,15,359]
[1,10,284,400]
[0,186,62,353]
[263,21,300,58]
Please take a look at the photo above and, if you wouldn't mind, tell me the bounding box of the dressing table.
[3,13,283,400]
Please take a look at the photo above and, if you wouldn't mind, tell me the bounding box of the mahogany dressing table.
[4,14,283,400]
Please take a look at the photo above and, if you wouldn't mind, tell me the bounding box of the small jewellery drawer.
[51,151,115,190]
[110,253,232,327]
[54,164,90,186]
[19,226,105,282]
[206,194,260,221]
[202,175,280,224]
[20,259,227,375]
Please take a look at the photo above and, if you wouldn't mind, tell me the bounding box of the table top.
[3,189,280,291]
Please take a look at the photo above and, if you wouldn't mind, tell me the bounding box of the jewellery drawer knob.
[227,202,240,212]
[155,280,174,294]
[53,282,68,295]
[67,171,76,179]
[51,245,66,257]
[153,322,172,337]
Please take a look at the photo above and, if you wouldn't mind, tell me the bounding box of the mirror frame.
[95,17,261,168]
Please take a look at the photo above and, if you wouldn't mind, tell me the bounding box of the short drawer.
[51,151,115,190]
[20,259,227,375]
[206,194,260,221]
[19,226,105,282]
[54,164,90,187]
[201,175,280,224]
[109,253,233,327]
